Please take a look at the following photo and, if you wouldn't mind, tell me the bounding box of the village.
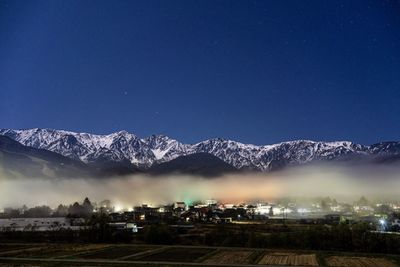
[1,196,400,233]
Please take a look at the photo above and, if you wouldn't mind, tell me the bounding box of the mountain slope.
[1,128,400,172]
[148,153,237,176]
[0,135,96,178]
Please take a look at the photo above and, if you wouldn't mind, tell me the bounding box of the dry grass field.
[258,252,319,266]
[326,256,398,267]
[136,247,214,262]
[2,243,400,267]
[202,250,254,264]
[77,245,155,259]
[0,244,34,254]
[1,244,110,258]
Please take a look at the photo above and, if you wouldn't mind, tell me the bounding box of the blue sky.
[1,0,399,145]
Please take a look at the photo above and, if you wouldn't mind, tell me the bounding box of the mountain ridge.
[1,128,399,172]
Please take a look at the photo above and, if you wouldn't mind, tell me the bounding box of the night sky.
[1,0,399,145]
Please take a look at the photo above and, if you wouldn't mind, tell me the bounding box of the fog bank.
[1,165,400,208]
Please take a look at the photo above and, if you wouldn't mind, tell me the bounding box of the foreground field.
[0,244,33,254]
[1,244,111,258]
[76,245,156,260]
[326,256,398,267]
[1,243,400,267]
[134,247,214,262]
[258,252,319,266]
[202,250,256,264]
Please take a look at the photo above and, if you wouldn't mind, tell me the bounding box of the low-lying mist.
[1,164,400,209]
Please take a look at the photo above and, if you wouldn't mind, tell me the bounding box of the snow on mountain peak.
[0,128,398,171]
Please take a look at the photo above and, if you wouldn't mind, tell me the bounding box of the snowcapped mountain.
[0,128,399,172]
[192,139,369,171]
[0,129,157,168]
[144,134,192,163]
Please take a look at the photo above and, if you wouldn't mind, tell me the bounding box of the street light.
[379,219,386,231]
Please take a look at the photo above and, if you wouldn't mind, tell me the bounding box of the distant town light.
[114,205,122,212]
